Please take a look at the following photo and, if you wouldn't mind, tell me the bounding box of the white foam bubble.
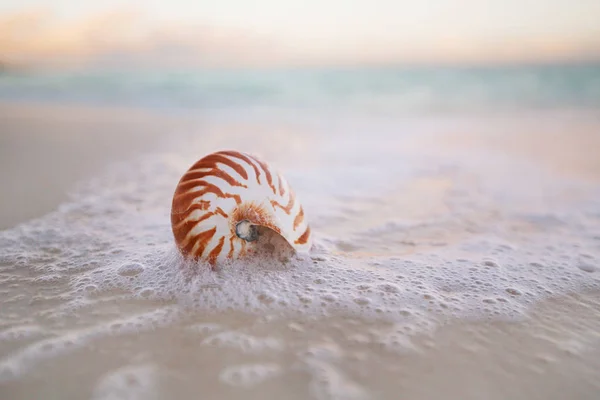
[0,325,47,342]
[186,323,223,335]
[219,363,282,388]
[202,331,284,353]
[91,364,159,400]
[304,358,367,400]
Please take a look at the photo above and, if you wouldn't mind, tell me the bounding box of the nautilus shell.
[171,150,311,266]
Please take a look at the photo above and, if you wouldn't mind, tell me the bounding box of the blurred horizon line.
[3,59,600,74]
[2,7,600,71]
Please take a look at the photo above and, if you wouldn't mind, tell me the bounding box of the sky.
[1,0,600,68]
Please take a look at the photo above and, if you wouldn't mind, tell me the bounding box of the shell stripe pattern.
[171,150,311,265]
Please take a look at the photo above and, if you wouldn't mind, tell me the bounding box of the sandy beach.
[0,102,200,229]
[1,101,599,399]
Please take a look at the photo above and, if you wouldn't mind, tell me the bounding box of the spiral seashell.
[171,150,311,266]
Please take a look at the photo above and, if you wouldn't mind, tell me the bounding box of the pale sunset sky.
[1,0,600,68]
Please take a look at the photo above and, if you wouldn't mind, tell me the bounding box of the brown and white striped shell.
[171,150,311,266]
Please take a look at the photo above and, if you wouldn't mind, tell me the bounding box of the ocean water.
[1,65,600,399]
[1,64,600,113]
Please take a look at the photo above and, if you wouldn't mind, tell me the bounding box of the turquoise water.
[1,64,599,113]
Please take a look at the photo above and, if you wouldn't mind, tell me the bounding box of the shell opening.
[235,220,259,242]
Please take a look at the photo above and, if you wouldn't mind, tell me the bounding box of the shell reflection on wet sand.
[170,150,311,267]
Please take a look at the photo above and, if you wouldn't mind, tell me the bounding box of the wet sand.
[0,102,196,229]
[2,103,599,232]
[432,111,600,182]
[1,102,600,399]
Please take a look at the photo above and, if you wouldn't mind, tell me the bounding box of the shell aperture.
[170,150,311,266]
